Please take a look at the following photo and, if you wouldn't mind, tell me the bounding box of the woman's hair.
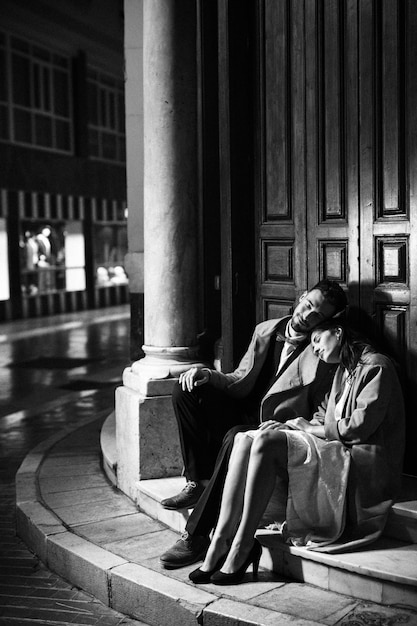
[312,309,380,373]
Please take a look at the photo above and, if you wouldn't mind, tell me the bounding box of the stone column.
[116,0,205,500]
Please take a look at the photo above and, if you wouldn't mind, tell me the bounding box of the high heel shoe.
[189,553,228,584]
[210,540,262,585]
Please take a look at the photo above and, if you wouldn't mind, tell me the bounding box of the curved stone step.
[136,476,417,608]
[16,414,417,625]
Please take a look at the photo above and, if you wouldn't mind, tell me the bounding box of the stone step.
[23,415,417,626]
[383,474,417,543]
[102,411,417,543]
[100,411,117,486]
[136,474,417,543]
[103,410,417,606]
[136,476,417,608]
[16,413,417,625]
[256,530,417,608]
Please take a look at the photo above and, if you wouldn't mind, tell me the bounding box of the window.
[87,69,125,163]
[19,221,74,295]
[0,31,73,153]
[93,224,128,287]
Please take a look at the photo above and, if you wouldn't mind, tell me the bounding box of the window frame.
[0,30,74,154]
[87,68,126,164]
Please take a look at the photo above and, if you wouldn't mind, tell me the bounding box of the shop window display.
[93,224,128,288]
[19,222,67,295]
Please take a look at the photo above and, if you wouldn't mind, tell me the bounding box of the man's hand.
[179,367,210,392]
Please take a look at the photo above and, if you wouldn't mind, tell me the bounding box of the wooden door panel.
[257,0,307,321]
[256,0,416,474]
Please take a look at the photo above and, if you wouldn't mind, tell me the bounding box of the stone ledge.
[137,476,417,609]
[110,562,218,626]
[256,529,417,608]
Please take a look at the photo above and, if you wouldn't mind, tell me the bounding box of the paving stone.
[40,473,111,494]
[103,529,180,563]
[163,560,287,601]
[203,597,324,626]
[337,602,417,626]
[50,496,138,526]
[248,582,358,623]
[40,460,102,477]
[44,486,127,508]
[110,561,217,626]
[44,452,101,466]
[76,513,164,545]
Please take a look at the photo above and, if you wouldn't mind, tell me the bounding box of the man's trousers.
[172,382,254,482]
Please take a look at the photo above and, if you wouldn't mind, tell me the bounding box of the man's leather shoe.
[161,481,205,510]
[160,532,209,569]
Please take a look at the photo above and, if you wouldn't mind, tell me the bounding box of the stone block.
[203,598,323,626]
[115,385,182,499]
[47,531,127,606]
[283,551,330,591]
[103,528,178,564]
[328,568,383,604]
[39,472,109,494]
[39,460,100,477]
[381,580,417,609]
[44,485,118,509]
[17,434,61,474]
[16,501,66,564]
[76,512,163,545]
[52,496,138,527]
[15,471,39,503]
[248,580,356,623]
[136,487,189,534]
[110,562,216,626]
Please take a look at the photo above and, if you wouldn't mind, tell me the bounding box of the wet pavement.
[0,305,148,625]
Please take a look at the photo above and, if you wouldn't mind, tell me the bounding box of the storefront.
[0,189,128,321]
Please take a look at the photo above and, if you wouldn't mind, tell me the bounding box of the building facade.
[0,0,131,324]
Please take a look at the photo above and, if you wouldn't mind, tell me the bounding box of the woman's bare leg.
[200,432,253,571]
[220,428,288,574]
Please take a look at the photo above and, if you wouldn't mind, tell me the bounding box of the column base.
[115,385,183,501]
[127,345,207,396]
[115,349,209,500]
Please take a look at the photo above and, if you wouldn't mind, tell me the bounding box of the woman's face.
[311,328,342,364]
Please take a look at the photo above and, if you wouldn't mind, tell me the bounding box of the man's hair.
[309,279,347,314]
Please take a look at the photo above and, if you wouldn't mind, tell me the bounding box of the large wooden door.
[256,0,417,474]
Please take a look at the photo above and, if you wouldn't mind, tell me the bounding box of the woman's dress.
[260,350,405,553]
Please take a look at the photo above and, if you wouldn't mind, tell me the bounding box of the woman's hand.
[285,417,326,438]
[257,420,285,432]
[285,417,314,431]
[179,367,210,392]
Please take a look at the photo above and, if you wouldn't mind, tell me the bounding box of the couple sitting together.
[159,280,405,585]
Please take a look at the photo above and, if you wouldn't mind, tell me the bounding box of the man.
[160,279,347,569]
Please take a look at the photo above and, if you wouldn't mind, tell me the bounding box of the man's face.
[290,288,337,333]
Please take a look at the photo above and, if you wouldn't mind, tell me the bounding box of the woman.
[189,316,405,585]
